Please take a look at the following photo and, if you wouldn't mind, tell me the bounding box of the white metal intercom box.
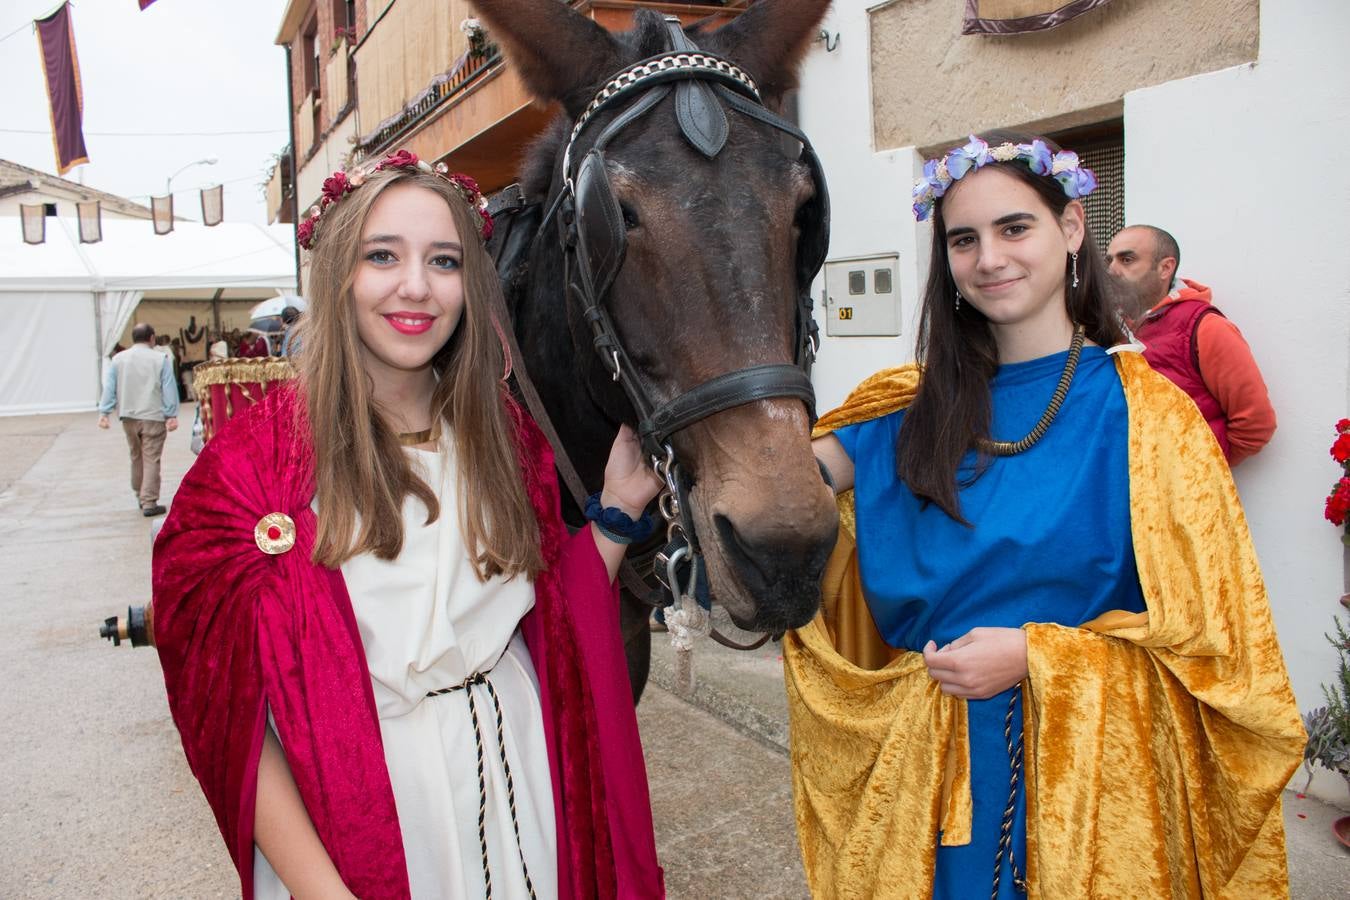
[822,253,901,337]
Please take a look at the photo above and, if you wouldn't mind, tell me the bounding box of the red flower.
[1325,477,1350,526]
[449,172,480,195]
[375,149,418,172]
[479,209,494,241]
[297,216,317,250]
[1333,432,1350,464]
[321,171,350,203]
[1339,418,1350,434]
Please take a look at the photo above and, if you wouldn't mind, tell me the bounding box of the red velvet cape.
[153,385,664,899]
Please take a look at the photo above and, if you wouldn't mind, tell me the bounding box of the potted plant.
[460,18,493,61]
[330,26,356,55]
[1303,617,1350,846]
[1323,418,1350,546]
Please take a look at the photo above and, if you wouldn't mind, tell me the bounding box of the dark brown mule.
[475,0,839,698]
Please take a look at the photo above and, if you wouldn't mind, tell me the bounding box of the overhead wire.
[0,127,287,137]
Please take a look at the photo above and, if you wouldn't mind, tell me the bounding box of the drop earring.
[1071,252,1080,289]
[955,288,963,310]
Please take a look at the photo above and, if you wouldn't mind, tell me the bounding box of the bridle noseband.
[549,18,831,605]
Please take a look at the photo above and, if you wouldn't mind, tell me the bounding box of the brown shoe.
[141,505,167,517]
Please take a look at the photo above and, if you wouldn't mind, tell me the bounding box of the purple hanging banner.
[35,3,90,175]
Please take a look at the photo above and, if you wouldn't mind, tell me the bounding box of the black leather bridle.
[549,17,831,592]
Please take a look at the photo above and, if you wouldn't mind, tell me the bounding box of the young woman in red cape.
[152,152,666,899]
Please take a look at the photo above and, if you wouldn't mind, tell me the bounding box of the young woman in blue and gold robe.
[792,132,1304,898]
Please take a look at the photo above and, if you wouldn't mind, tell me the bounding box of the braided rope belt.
[427,673,537,900]
[992,687,1028,898]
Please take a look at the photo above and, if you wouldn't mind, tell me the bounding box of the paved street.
[0,406,805,898]
[1,408,1346,898]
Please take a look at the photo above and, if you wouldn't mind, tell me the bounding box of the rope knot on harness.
[665,594,710,653]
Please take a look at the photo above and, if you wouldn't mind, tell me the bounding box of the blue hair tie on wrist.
[584,492,656,544]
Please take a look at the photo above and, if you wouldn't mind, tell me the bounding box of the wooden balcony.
[265,145,295,225]
[324,39,349,116]
[354,0,748,193]
[296,93,315,158]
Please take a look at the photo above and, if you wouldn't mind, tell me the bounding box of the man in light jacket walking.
[98,323,180,517]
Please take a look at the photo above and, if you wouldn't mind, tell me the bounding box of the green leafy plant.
[1303,617,1350,790]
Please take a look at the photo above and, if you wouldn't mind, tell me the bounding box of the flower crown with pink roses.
[911,136,1098,222]
[296,149,493,251]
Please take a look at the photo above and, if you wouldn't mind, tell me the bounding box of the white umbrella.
[250,295,307,321]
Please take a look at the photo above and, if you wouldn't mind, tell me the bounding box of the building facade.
[267,0,749,238]
[0,159,154,221]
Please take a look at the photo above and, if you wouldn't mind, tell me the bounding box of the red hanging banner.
[152,195,174,235]
[34,3,90,175]
[200,184,224,226]
[78,200,103,243]
[139,1,160,9]
[20,204,46,245]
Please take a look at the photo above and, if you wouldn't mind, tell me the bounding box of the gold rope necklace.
[977,325,1086,457]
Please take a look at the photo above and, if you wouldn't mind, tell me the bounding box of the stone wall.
[869,0,1258,151]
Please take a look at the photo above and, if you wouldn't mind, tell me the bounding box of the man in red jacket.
[1107,225,1276,465]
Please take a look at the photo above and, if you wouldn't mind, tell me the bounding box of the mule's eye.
[792,202,812,234]
[620,202,641,230]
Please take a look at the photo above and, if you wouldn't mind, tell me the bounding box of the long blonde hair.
[298,166,543,579]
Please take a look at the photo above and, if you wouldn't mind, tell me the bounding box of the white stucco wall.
[800,0,1350,804]
[796,2,922,411]
[1123,0,1350,804]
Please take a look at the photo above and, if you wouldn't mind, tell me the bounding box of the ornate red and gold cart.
[99,357,297,648]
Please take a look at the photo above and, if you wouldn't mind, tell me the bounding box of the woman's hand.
[922,627,1028,700]
[591,425,664,580]
[599,424,663,517]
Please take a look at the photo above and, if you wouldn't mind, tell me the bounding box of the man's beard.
[1116,272,1161,322]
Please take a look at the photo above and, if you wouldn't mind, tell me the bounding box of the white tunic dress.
[254,446,558,899]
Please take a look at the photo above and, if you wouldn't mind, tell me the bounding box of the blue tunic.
[833,346,1146,899]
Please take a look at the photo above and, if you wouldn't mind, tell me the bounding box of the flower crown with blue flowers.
[911,136,1098,222]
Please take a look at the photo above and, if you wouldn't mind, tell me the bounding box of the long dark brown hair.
[299,165,544,579]
[896,130,1125,523]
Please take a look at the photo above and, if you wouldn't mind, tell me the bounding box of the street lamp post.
[166,157,218,196]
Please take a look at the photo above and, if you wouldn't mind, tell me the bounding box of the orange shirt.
[1143,282,1276,464]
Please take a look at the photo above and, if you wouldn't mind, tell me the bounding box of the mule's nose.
[712,511,835,631]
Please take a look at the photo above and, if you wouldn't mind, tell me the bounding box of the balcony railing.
[349,1,746,164]
[352,45,503,163]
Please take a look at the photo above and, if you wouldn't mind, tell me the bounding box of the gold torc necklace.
[977,325,1086,457]
[397,424,441,447]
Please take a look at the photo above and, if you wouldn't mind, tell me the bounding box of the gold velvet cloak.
[784,351,1304,898]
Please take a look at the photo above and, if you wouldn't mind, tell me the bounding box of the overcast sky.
[1,0,291,225]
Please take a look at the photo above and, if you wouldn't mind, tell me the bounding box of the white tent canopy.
[0,217,296,416]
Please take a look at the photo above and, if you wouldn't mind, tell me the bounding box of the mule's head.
[475,0,838,632]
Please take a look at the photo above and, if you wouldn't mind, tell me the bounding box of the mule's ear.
[470,0,623,116]
[701,0,830,101]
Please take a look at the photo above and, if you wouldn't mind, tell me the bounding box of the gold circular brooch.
[254,512,296,555]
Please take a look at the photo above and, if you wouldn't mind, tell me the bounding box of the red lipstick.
[383,312,435,335]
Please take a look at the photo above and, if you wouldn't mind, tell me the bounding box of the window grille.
[1048,120,1125,253]
[1077,141,1125,252]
